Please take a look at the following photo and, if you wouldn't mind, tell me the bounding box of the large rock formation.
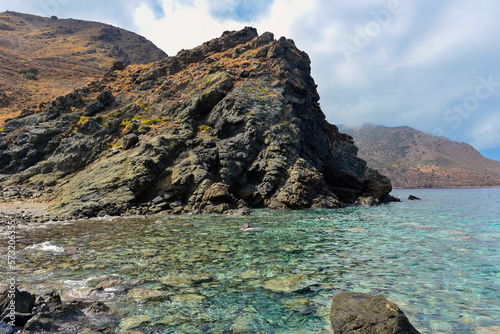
[0,27,395,217]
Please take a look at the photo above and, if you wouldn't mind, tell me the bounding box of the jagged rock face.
[0,27,393,217]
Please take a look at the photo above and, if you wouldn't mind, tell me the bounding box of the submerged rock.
[330,292,420,334]
[93,275,131,293]
[239,222,263,232]
[239,270,261,279]
[262,274,312,294]
[170,293,206,304]
[127,288,169,302]
[408,195,421,200]
[119,314,152,331]
[474,326,500,334]
[231,315,252,334]
[159,276,194,288]
[282,297,317,315]
[190,273,215,284]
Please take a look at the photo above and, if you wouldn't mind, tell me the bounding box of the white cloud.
[132,0,237,55]
[401,2,497,68]
[132,0,316,56]
[470,114,500,150]
[207,0,238,15]
[254,0,315,41]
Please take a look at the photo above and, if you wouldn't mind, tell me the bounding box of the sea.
[2,188,499,333]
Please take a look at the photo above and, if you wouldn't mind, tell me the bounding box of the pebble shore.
[0,186,64,225]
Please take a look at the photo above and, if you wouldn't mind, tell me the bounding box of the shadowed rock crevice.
[0,27,396,217]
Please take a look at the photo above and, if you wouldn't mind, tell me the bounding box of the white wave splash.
[25,241,65,254]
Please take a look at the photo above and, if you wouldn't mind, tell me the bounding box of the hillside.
[0,11,167,124]
[0,27,395,217]
[341,124,500,188]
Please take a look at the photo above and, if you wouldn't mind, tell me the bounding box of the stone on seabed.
[263,274,312,294]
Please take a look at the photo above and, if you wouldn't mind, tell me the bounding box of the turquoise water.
[2,188,499,333]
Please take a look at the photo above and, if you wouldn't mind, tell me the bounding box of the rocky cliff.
[0,27,394,217]
[341,124,500,188]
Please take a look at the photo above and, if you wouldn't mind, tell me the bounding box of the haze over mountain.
[341,124,500,188]
[0,11,167,124]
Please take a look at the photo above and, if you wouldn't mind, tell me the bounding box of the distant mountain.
[0,11,167,124]
[340,124,500,188]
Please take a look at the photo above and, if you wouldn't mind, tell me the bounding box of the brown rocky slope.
[0,27,395,217]
[0,11,167,124]
[341,124,500,188]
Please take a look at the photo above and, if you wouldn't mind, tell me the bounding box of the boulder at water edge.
[330,292,420,334]
[0,288,35,327]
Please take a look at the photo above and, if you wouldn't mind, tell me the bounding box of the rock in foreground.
[0,288,115,333]
[330,292,420,334]
[0,27,395,217]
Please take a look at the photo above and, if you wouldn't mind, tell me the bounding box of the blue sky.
[1,0,500,161]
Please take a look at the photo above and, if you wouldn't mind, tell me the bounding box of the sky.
[1,0,500,161]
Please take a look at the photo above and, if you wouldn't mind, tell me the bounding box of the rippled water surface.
[2,188,499,333]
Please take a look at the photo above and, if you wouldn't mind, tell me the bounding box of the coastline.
[0,201,49,216]
[2,185,498,224]
[393,185,500,189]
[0,200,53,226]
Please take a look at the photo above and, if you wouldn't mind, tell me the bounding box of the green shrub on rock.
[20,68,39,80]
[197,125,211,132]
[20,68,39,75]
[25,72,38,80]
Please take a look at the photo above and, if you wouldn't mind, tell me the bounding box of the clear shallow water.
[1,188,499,333]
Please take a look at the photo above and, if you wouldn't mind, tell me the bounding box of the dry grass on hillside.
[0,11,166,125]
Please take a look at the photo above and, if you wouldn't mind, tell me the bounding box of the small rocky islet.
[0,27,421,333]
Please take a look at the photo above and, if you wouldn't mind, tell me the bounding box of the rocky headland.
[0,27,396,219]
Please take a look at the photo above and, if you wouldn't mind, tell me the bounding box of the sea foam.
[25,241,65,253]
